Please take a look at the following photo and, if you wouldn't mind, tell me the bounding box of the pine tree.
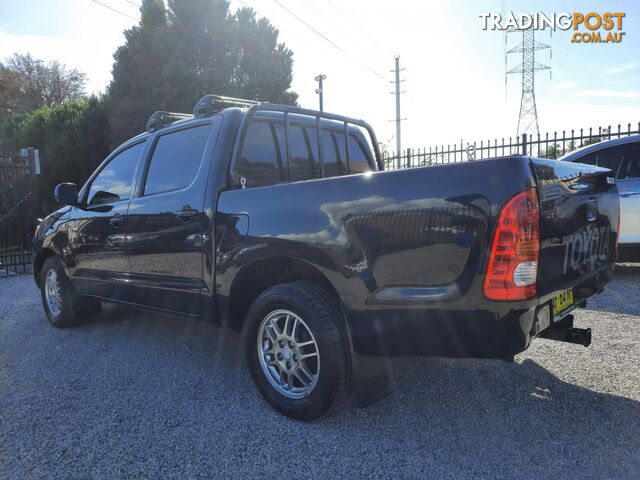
[106,0,297,145]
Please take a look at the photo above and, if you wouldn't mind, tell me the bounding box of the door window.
[595,145,624,174]
[238,120,286,187]
[144,124,211,196]
[617,145,640,179]
[574,152,597,166]
[87,141,145,206]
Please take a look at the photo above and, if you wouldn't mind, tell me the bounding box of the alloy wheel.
[257,309,320,399]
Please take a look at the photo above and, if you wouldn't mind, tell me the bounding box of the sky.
[0,0,639,152]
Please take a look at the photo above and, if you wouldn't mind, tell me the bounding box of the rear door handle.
[176,208,199,221]
[109,215,125,227]
[620,189,640,197]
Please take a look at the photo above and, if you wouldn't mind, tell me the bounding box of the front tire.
[40,256,99,328]
[243,281,351,421]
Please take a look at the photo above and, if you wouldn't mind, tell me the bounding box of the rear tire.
[40,256,98,328]
[243,281,351,421]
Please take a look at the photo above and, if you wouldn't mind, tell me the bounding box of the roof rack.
[193,94,261,117]
[146,111,192,133]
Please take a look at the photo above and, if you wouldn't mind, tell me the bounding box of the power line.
[236,0,317,52]
[553,0,582,69]
[324,0,397,58]
[88,0,138,21]
[299,0,389,69]
[269,0,389,82]
[122,0,141,7]
[555,0,606,74]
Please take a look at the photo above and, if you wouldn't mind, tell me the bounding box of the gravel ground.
[1,266,639,479]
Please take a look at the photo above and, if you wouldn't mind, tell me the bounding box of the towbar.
[538,314,592,347]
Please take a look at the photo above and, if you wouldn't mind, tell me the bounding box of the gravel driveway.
[1,266,639,479]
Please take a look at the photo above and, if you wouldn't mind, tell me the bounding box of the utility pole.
[390,56,406,168]
[314,74,326,112]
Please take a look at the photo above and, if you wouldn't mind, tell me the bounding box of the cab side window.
[348,134,373,174]
[289,124,320,182]
[238,120,286,187]
[321,129,347,178]
[236,117,377,187]
[87,141,145,206]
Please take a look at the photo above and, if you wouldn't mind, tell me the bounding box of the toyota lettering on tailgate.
[562,224,610,274]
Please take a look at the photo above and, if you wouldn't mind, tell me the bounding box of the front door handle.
[109,215,125,227]
[175,208,199,221]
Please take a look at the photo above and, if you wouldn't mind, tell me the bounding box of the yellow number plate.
[552,288,574,316]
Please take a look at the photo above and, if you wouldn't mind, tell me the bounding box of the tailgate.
[532,158,619,302]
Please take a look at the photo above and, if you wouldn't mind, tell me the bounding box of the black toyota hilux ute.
[33,95,620,420]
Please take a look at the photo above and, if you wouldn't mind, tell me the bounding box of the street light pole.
[314,74,326,112]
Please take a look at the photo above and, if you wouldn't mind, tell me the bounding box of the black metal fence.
[1,150,39,277]
[382,122,640,170]
[0,194,38,276]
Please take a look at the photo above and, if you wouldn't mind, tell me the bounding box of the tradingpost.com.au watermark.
[479,12,626,44]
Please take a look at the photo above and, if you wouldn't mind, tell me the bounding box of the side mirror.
[54,183,78,206]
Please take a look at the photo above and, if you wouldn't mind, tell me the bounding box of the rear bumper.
[346,266,614,359]
[346,307,536,359]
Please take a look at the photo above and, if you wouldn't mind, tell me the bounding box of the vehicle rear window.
[87,141,145,206]
[144,124,211,196]
[238,120,286,187]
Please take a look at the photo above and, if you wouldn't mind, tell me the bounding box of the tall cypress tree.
[106,0,297,145]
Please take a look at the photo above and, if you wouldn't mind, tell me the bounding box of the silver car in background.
[561,135,640,261]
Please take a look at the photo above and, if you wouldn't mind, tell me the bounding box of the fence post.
[26,148,40,218]
[521,133,528,156]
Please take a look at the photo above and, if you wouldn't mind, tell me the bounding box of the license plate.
[552,288,574,316]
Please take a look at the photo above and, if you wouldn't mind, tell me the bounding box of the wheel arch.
[223,256,341,331]
[33,247,58,288]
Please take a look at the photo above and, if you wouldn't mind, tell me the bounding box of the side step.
[538,314,592,347]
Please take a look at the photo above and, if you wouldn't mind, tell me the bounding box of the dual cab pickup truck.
[33,95,620,420]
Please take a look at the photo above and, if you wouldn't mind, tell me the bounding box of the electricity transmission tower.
[506,29,550,137]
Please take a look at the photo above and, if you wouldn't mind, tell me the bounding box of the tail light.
[483,188,540,301]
